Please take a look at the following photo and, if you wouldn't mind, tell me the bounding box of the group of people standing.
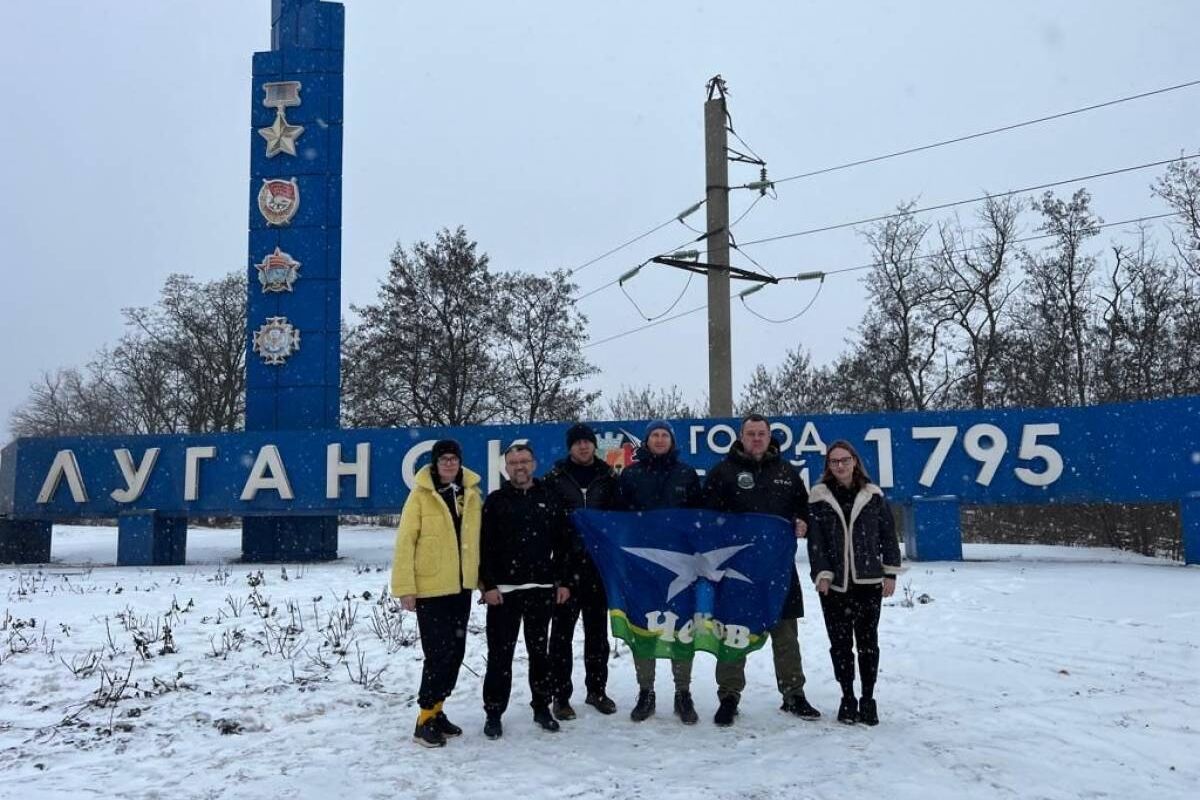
[389,414,903,748]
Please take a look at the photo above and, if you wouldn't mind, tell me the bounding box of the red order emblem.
[257,178,300,226]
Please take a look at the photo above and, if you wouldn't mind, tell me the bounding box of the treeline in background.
[12,162,1200,558]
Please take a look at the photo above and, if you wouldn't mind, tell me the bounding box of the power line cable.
[730,193,767,230]
[583,298,715,349]
[574,275,624,302]
[729,233,776,279]
[566,198,706,277]
[570,81,1199,310]
[584,210,1178,348]
[575,192,769,303]
[575,230,709,303]
[684,191,770,234]
[620,271,696,321]
[740,277,825,324]
[816,211,1179,277]
[737,154,1198,248]
[764,79,1200,186]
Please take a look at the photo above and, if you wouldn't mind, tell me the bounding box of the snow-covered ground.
[1,526,1196,800]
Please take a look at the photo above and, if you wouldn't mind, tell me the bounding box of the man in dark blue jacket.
[617,420,703,725]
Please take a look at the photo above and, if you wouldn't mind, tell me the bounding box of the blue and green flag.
[572,509,794,662]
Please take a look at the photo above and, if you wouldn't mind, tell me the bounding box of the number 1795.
[863,423,1064,489]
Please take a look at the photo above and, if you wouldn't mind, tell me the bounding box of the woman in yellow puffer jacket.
[390,439,482,748]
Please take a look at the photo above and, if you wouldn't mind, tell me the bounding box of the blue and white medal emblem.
[255,247,300,293]
[253,317,301,365]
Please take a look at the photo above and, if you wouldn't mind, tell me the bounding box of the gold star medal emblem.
[258,109,305,158]
[258,81,304,158]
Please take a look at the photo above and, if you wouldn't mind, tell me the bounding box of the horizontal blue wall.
[2,397,1197,520]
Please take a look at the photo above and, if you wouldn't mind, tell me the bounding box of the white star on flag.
[621,544,753,601]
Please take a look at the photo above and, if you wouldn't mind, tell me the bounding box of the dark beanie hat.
[431,439,462,462]
[565,423,598,449]
[644,419,675,443]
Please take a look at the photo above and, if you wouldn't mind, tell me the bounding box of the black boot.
[713,696,738,727]
[533,707,561,732]
[585,691,617,715]
[630,690,655,722]
[413,718,447,748]
[552,699,577,721]
[483,714,503,740]
[673,691,699,725]
[781,693,821,720]
[432,711,462,738]
[858,697,878,726]
[837,696,858,725]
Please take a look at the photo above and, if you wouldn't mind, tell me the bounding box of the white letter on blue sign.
[241,445,295,501]
[327,443,370,499]
[110,448,161,503]
[36,450,88,504]
[185,446,217,501]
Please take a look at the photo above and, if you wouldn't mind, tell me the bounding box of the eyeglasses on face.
[828,456,854,467]
[436,454,461,464]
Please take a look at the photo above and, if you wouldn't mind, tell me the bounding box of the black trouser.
[415,590,472,710]
[549,563,609,702]
[482,587,555,716]
[819,582,882,698]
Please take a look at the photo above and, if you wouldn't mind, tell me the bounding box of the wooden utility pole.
[705,76,732,417]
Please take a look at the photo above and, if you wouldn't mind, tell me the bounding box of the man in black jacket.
[543,423,620,719]
[479,443,573,739]
[617,420,703,725]
[703,413,822,727]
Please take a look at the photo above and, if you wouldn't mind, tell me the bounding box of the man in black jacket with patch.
[703,413,821,727]
[480,443,573,739]
[543,423,621,719]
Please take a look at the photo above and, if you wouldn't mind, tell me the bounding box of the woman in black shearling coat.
[806,439,903,727]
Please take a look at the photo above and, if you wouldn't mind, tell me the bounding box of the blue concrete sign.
[243,0,344,560]
[3,398,1199,564]
[1,0,1197,567]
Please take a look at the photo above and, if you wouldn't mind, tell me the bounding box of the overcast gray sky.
[2,0,1198,435]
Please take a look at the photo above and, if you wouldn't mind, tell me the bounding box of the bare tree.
[344,228,503,427]
[1152,158,1200,393]
[600,385,697,421]
[102,273,245,434]
[10,272,245,437]
[1096,227,1196,402]
[1032,189,1099,406]
[999,190,1100,408]
[1153,158,1200,278]
[860,205,954,410]
[738,345,835,415]
[494,270,598,423]
[10,368,126,437]
[933,197,1023,408]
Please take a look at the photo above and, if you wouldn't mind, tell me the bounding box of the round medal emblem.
[736,471,755,490]
[257,178,300,226]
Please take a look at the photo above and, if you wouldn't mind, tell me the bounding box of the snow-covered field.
[1,526,1196,800]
